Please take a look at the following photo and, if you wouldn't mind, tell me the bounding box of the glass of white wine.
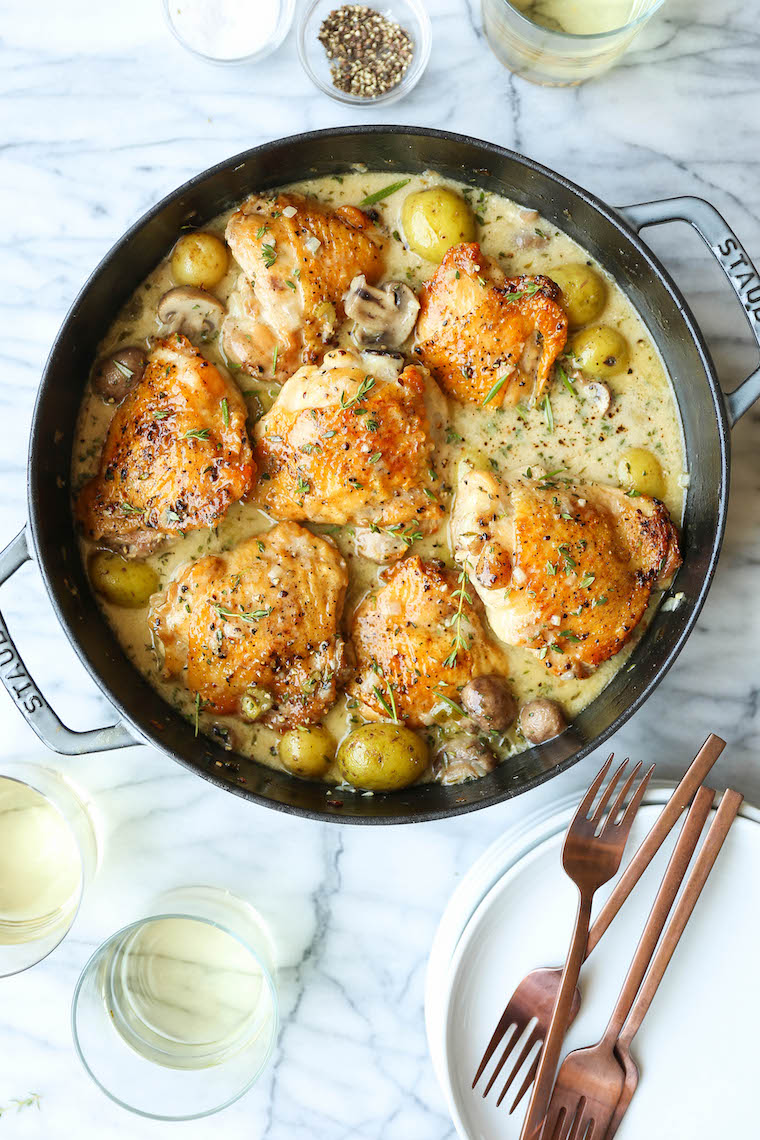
[0,765,97,977]
[71,886,279,1120]
[482,0,667,86]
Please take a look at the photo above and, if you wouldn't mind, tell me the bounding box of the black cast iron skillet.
[2,127,759,823]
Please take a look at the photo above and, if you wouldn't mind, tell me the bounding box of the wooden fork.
[473,735,725,1111]
[519,755,654,1140]
[542,786,742,1140]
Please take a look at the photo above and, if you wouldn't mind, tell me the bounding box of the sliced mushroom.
[345,275,420,349]
[433,734,499,785]
[360,348,405,383]
[157,286,225,343]
[91,346,147,402]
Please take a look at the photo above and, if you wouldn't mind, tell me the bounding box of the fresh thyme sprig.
[443,563,472,669]
[0,1092,41,1117]
[213,603,273,625]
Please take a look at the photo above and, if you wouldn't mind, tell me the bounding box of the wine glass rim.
[502,0,667,41]
[70,911,279,1121]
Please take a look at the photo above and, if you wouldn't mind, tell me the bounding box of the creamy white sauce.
[72,171,686,784]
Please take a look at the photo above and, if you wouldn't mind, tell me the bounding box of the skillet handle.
[617,196,760,426]
[0,528,138,755]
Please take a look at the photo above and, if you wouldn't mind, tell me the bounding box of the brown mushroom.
[433,734,499,785]
[91,346,146,402]
[519,699,566,743]
[461,675,517,732]
[345,275,420,348]
[157,286,225,343]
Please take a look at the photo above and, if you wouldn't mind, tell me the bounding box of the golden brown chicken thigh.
[253,348,448,562]
[414,242,568,408]
[77,334,254,557]
[348,556,511,727]
[451,465,681,677]
[222,193,386,382]
[150,521,349,729]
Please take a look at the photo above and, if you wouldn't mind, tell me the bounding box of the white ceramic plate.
[429,791,760,1139]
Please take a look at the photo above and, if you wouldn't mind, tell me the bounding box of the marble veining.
[1,0,759,1135]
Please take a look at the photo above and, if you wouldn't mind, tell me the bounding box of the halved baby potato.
[89,550,159,608]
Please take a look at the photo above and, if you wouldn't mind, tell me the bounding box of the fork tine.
[473,1009,517,1088]
[615,763,655,837]
[542,1101,570,1140]
[509,1051,541,1113]
[590,757,630,823]
[567,1105,591,1140]
[492,1023,542,1101]
[574,754,614,819]
[599,760,642,834]
[484,1023,524,1098]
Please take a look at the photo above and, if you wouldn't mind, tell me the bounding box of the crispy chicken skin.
[451,465,682,677]
[149,522,349,729]
[253,348,448,562]
[414,242,568,408]
[223,193,386,381]
[77,334,254,557]
[348,556,511,727]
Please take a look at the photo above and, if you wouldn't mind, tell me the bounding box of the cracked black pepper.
[317,4,415,98]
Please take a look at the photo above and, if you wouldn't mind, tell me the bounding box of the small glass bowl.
[163,0,296,66]
[298,0,432,106]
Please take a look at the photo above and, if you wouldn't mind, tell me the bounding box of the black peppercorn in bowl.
[2,126,760,824]
[298,0,432,105]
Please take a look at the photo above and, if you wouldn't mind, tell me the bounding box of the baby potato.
[89,550,159,608]
[549,263,607,328]
[401,188,476,263]
[170,232,229,289]
[570,324,630,377]
[337,723,429,791]
[279,726,335,780]
[618,448,665,499]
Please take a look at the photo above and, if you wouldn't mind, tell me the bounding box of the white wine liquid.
[509,0,641,35]
[105,917,275,1070]
[0,777,82,944]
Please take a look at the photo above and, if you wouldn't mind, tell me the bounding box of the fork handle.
[519,892,594,1140]
[598,786,716,1048]
[586,734,725,956]
[615,788,743,1052]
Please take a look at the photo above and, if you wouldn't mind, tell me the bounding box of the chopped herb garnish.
[285,279,297,291]
[272,344,279,374]
[434,691,465,717]
[261,243,277,268]
[481,374,509,406]
[543,393,554,433]
[446,427,464,445]
[557,364,577,398]
[221,397,229,426]
[183,428,210,441]
[580,574,595,588]
[359,179,411,206]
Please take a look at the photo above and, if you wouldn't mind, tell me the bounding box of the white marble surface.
[1,0,759,1135]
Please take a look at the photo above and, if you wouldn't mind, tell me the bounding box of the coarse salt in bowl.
[298,0,432,106]
[163,0,296,65]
